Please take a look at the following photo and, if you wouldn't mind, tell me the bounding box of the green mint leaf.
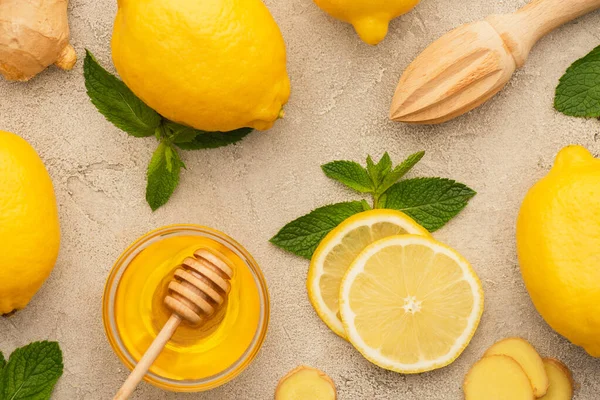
[0,352,5,371]
[360,199,372,211]
[270,201,365,259]
[376,193,387,209]
[165,121,252,150]
[555,45,600,117]
[84,50,162,137]
[375,153,392,176]
[0,341,63,400]
[384,177,476,231]
[321,161,374,193]
[146,142,184,211]
[165,122,201,144]
[366,156,378,182]
[365,153,391,188]
[377,151,425,195]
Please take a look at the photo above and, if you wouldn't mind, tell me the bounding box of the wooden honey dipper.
[114,248,234,400]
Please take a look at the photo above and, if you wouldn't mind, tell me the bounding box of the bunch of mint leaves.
[270,152,476,259]
[0,341,63,399]
[555,45,600,118]
[83,50,252,211]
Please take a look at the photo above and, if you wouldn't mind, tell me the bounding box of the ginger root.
[464,355,535,400]
[0,0,76,81]
[275,366,336,400]
[539,359,574,400]
[484,337,549,397]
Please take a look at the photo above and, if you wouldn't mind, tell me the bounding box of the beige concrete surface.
[1,0,600,398]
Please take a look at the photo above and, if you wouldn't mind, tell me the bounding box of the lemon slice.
[339,235,483,373]
[307,209,430,338]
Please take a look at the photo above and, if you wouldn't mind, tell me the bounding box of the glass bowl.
[102,224,270,392]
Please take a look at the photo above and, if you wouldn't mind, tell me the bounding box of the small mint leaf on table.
[0,341,63,400]
[555,45,600,117]
[0,352,5,370]
[377,151,425,195]
[270,201,365,259]
[146,142,185,211]
[383,177,476,232]
[167,120,253,150]
[83,50,161,137]
[321,161,374,193]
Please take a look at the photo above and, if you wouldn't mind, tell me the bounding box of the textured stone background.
[1,0,600,398]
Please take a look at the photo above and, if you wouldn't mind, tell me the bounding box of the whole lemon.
[313,0,421,45]
[111,0,291,132]
[517,145,600,356]
[0,131,60,315]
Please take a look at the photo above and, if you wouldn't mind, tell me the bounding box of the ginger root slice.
[484,337,549,397]
[539,359,574,400]
[464,355,535,400]
[275,366,336,400]
[0,0,77,81]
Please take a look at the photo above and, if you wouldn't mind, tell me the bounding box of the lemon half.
[307,209,430,338]
[339,235,483,373]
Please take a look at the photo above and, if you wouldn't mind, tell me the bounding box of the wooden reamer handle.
[487,0,600,67]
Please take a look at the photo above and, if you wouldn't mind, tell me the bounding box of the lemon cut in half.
[340,235,483,373]
[307,209,430,338]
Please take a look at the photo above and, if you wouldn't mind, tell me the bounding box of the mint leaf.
[0,352,5,371]
[146,142,185,211]
[167,121,253,150]
[360,199,372,211]
[555,46,600,117]
[84,50,162,137]
[366,153,392,188]
[0,341,63,400]
[270,202,365,259]
[321,161,374,193]
[383,178,476,231]
[377,151,425,195]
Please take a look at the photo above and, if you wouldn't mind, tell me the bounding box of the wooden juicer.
[113,248,234,400]
[390,0,600,124]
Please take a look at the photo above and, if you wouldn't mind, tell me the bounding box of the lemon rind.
[307,210,430,339]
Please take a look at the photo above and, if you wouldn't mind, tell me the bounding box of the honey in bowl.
[103,225,270,392]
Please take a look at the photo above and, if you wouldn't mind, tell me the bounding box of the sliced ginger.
[275,366,336,400]
[484,337,549,397]
[539,359,574,400]
[464,355,535,400]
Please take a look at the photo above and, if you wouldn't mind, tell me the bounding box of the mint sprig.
[555,45,600,118]
[0,341,64,400]
[270,152,476,259]
[84,50,253,210]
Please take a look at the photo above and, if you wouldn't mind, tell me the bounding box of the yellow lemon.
[313,0,421,45]
[517,145,600,357]
[307,209,430,338]
[112,0,291,132]
[0,131,60,314]
[339,235,483,373]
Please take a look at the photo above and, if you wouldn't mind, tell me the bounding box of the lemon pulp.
[114,235,261,381]
[340,235,483,373]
